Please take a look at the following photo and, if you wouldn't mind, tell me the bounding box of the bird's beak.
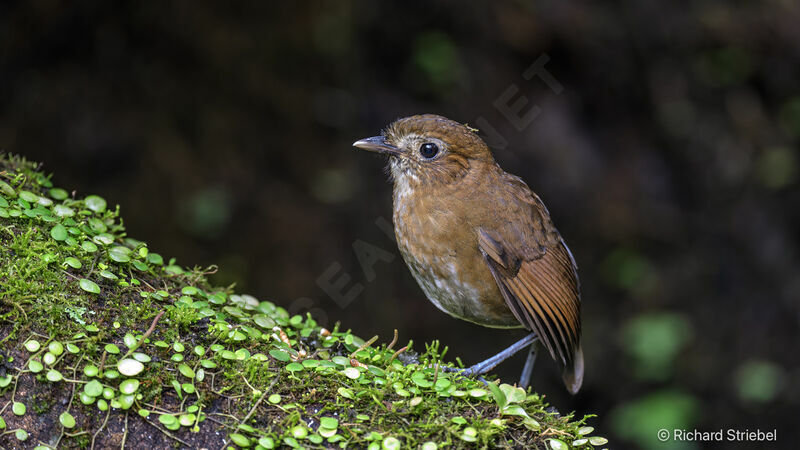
[352,136,401,156]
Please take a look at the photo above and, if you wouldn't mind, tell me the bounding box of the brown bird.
[354,114,583,393]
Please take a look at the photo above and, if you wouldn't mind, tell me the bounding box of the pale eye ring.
[419,142,439,159]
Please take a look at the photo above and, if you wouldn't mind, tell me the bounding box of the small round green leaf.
[286,362,304,372]
[178,364,194,378]
[159,414,177,426]
[43,352,56,365]
[51,224,68,241]
[99,270,118,280]
[123,333,137,349]
[319,417,338,429]
[12,401,26,415]
[147,253,164,265]
[28,360,43,373]
[343,367,360,379]
[79,279,101,294]
[468,388,488,398]
[85,195,107,213]
[230,433,250,447]
[382,437,401,450]
[59,411,76,428]
[104,343,120,354]
[132,352,151,363]
[46,369,63,382]
[337,387,354,399]
[49,188,69,200]
[181,286,199,296]
[64,257,82,269]
[84,379,104,397]
[84,365,99,377]
[118,394,135,410]
[48,341,64,356]
[292,426,307,439]
[179,413,196,426]
[254,315,276,329]
[108,245,131,263]
[19,190,39,203]
[269,349,290,362]
[53,204,75,217]
[117,358,144,376]
[24,340,41,352]
[119,378,140,394]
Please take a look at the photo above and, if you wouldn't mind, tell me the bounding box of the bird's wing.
[476,179,581,367]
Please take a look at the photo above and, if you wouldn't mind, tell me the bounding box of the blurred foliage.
[620,313,693,382]
[735,360,785,404]
[611,390,699,450]
[756,147,797,189]
[179,187,232,239]
[778,97,800,138]
[412,31,464,93]
[310,168,357,204]
[601,248,659,296]
[695,47,753,88]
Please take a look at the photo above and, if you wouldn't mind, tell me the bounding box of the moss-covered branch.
[0,154,604,449]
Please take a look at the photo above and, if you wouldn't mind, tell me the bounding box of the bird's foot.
[431,364,489,385]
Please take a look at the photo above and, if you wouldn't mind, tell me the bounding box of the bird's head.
[353,114,495,187]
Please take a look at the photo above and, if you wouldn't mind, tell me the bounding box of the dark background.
[2,1,799,448]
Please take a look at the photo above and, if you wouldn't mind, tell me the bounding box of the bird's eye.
[419,142,439,159]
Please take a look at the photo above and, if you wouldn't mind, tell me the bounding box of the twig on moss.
[54,355,83,449]
[90,408,111,450]
[61,270,79,281]
[349,334,379,358]
[120,411,129,449]
[97,350,107,376]
[240,375,280,429]
[386,346,408,367]
[122,310,165,358]
[387,328,399,350]
[88,252,101,277]
[143,418,191,447]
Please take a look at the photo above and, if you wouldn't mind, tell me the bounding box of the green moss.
[0,153,603,448]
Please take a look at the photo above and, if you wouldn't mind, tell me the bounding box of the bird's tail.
[562,345,584,394]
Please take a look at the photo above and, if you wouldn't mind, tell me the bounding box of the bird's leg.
[518,342,537,388]
[463,332,538,376]
[438,332,538,381]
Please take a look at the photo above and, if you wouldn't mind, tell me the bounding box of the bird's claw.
[431,364,489,385]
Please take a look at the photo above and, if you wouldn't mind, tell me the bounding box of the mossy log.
[0,155,603,449]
